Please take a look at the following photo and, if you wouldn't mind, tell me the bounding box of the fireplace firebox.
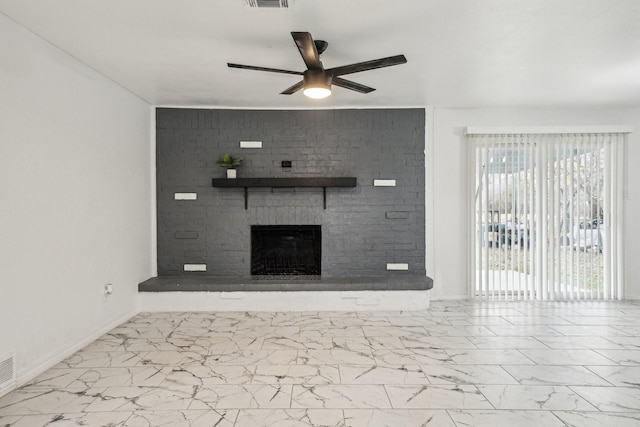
[251,225,321,277]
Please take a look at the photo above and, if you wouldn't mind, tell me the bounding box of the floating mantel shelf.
[211,177,357,209]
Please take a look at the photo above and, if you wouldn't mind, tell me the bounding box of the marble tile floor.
[2,299,640,426]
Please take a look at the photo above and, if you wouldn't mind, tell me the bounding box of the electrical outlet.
[103,283,113,299]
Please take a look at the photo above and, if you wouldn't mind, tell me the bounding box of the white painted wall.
[427,107,638,300]
[0,14,151,387]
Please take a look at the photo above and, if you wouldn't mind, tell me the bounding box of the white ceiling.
[2,0,640,108]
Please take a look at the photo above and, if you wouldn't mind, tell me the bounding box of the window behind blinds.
[468,131,626,300]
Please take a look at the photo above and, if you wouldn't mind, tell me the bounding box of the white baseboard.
[14,309,138,391]
[430,294,470,301]
[139,290,430,312]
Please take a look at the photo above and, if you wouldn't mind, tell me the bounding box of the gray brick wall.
[156,108,426,277]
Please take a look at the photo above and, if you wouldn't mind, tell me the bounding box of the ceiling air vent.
[245,0,291,8]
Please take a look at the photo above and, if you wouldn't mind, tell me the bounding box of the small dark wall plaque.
[281,160,292,168]
[174,231,199,239]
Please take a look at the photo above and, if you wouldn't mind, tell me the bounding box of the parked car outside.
[567,219,603,252]
[479,221,529,249]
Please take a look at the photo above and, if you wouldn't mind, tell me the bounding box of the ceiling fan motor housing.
[304,70,332,87]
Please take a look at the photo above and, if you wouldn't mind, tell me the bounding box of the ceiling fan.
[227,32,407,99]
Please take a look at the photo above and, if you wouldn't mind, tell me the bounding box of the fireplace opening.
[251,225,321,278]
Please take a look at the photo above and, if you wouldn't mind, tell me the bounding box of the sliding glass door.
[469,132,625,300]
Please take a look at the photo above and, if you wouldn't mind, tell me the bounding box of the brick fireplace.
[146,108,430,293]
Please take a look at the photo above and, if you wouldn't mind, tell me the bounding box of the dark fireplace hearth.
[251,225,321,277]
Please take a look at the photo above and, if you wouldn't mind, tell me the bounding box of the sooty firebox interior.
[251,225,321,277]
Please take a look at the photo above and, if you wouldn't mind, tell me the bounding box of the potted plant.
[216,153,243,178]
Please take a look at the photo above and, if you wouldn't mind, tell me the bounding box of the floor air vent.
[245,0,291,8]
[0,353,16,396]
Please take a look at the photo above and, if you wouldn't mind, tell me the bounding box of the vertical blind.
[468,131,626,301]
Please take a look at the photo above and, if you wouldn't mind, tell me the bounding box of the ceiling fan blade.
[327,54,407,76]
[332,77,375,94]
[228,63,303,76]
[291,32,323,71]
[280,80,304,95]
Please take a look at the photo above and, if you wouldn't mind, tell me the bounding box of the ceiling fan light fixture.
[304,86,331,99]
[303,70,332,99]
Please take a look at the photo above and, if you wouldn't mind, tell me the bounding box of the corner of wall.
[150,105,158,278]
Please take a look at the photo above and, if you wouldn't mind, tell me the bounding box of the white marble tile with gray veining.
[361,325,428,338]
[467,336,548,349]
[2,301,640,426]
[163,365,256,386]
[209,349,298,366]
[235,409,345,426]
[24,368,89,389]
[252,365,341,385]
[593,349,640,365]
[385,384,493,409]
[291,385,392,409]
[235,326,301,340]
[207,336,265,352]
[344,409,455,427]
[420,364,519,385]
[400,335,476,350]
[261,334,333,350]
[447,316,515,326]
[421,325,497,337]
[173,325,236,339]
[298,326,366,338]
[550,325,632,336]
[372,348,453,365]
[502,365,612,386]
[125,409,237,426]
[55,351,145,369]
[448,409,566,427]
[339,364,428,385]
[465,308,528,317]
[122,337,208,353]
[533,335,624,350]
[518,349,619,365]
[485,325,565,336]
[561,316,640,325]
[191,384,293,409]
[108,326,169,339]
[139,350,207,367]
[553,411,640,427]
[68,366,172,388]
[269,314,330,328]
[502,315,574,325]
[478,385,598,410]
[570,386,640,412]
[81,385,194,412]
[297,349,376,365]
[0,412,133,427]
[332,335,406,350]
[384,316,448,327]
[586,365,640,387]
[446,349,535,365]
[0,388,95,416]
[601,335,640,349]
